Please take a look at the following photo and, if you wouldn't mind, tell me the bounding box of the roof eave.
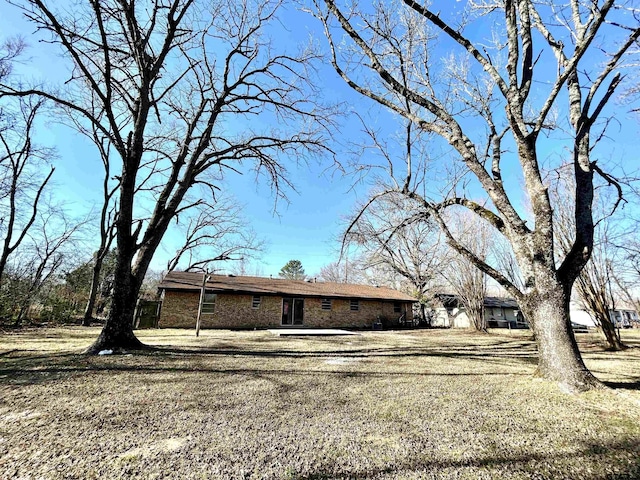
[159,284,415,302]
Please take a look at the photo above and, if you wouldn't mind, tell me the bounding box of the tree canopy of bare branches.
[0,38,55,285]
[1,0,334,352]
[314,0,640,391]
[552,167,630,350]
[166,196,263,273]
[346,192,448,323]
[440,211,490,332]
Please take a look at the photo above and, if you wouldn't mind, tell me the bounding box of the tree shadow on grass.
[5,337,624,389]
[0,339,546,387]
[151,344,539,363]
[602,380,640,391]
[0,354,531,387]
[297,438,640,480]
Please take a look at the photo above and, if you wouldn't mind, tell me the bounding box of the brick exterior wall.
[302,297,411,329]
[159,290,413,329]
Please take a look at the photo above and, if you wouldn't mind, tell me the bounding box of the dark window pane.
[252,295,261,309]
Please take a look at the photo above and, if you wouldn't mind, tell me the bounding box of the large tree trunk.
[84,162,145,354]
[84,180,181,353]
[523,279,602,393]
[84,252,144,353]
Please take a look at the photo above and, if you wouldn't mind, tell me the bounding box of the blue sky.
[0,1,371,278]
[1,1,638,280]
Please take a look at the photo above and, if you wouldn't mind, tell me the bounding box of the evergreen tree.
[279,260,306,280]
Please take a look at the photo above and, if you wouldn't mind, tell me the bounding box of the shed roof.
[159,271,416,302]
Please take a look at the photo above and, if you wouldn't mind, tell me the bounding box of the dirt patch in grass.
[1,327,639,479]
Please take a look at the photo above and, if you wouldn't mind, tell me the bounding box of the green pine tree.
[278,260,306,280]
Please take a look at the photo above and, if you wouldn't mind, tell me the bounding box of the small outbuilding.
[157,271,416,329]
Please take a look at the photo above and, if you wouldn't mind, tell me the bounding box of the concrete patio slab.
[268,328,361,336]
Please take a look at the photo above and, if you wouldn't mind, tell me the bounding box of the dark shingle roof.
[434,293,519,309]
[159,271,416,302]
[483,296,519,309]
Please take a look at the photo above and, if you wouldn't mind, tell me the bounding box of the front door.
[282,297,304,326]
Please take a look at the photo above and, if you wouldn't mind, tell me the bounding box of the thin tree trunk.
[469,295,486,332]
[420,303,427,326]
[14,306,27,327]
[82,256,104,327]
[598,313,625,351]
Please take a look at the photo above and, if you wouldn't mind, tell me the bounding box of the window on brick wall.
[321,298,331,310]
[394,302,402,313]
[252,295,261,309]
[201,292,216,314]
[350,299,359,311]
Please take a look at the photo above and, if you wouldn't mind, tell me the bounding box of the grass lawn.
[1,327,639,479]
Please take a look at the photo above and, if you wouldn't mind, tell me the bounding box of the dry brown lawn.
[1,327,639,479]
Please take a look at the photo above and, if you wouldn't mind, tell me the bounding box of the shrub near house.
[157,272,415,329]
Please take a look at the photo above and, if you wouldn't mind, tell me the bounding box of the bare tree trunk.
[469,296,487,332]
[420,303,427,326]
[85,170,184,352]
[82,256,104,327]
[598,312,624,351]
[84,243,143,353]
[85,164,144,353]
[522,277,602,391]
[15,304,29,327]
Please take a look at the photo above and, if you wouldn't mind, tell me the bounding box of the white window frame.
[252,295,261,309]
[201,292,216,314]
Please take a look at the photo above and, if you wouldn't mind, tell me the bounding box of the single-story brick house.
[157,271,416,329]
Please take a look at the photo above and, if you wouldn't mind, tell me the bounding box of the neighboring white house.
[430,294,527,329]
[570,301,640,329]
[429,294,470,328]
[430,295,639,330]
[569,302,597,328]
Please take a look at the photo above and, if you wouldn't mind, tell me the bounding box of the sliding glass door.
[282,297,304,326]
